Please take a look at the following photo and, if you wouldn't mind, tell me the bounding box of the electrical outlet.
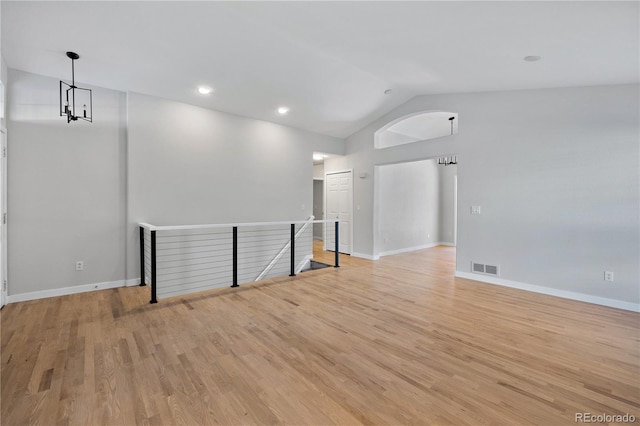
[471,206,482,215]
[604,271,614,282]
[75,261,84,271]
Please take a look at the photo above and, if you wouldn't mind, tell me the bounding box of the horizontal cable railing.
[139,218,339,303]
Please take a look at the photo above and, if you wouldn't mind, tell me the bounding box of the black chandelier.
[59,51,92,123]
[437,155,457,166]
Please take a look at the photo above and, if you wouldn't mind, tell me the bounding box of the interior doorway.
[374,158,457,258]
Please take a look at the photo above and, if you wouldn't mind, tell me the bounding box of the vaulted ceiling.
[2,1,638,138]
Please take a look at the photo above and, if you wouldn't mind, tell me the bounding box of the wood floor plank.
[1,244,638,425]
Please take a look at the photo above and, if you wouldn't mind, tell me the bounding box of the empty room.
[1,1,638,425]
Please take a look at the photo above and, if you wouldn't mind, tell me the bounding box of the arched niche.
[374,110,458,149]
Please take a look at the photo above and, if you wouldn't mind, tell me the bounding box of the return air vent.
[471,261,500,277]
[485,265,498,275]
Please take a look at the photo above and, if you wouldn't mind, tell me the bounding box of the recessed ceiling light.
[278,106,289,115]
[523,56,541,62]
[384,89,392,95]
[197,86,212,95]
[313,154,325,161]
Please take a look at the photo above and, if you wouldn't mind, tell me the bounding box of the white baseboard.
[455,271,640,312]
[125,278,142,287]
[6,279,135,304]
[352,252,379,260]
[354,243,455,261]
[379,243,438,257]
[296,255,313,274]
[378,242,455,257]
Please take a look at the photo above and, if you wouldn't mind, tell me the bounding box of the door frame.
[323,169,353,255]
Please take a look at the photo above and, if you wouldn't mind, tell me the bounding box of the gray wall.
[313,180,323,239]
[6,68,638,307]
[6,72,344,296]
[1,54,6,129]
[325,84,639,305]
[438,164,457,245]
[126,92,343,280]
[313,164,324,179]
[375,159,456,254]
[0,47,9,128]
[7,69,127,294]
[376,159,440,254]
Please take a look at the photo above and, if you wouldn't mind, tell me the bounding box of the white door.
[0,129,6,307]
[325,171,352,254]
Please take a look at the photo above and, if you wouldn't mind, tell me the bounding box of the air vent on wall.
[471,262,500,277]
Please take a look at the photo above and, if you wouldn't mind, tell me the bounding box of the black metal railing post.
[289,223,296,276]
[334,221,340,268]
[139,226,146,286]
[150,230,157,304]
[231,226,239,287]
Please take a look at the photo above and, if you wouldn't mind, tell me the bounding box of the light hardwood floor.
[1,244,639,425]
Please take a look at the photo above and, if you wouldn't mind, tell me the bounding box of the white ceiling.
[2,1,638,138]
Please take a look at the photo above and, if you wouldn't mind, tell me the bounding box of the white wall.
[376,159,440,255]
[7,69,127,295]
[325,84,639,307]
[313,163,324,180]
[1,14,7,129]
[438,164,457,245]
[1,57,6,129]
[126,93,343,280]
